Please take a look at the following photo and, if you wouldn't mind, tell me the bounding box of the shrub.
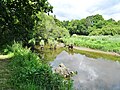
[9,43,73,90]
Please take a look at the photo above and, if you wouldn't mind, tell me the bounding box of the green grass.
[0,60,13,90]
[1,41,119,90]
[8,43,73,90]
[62,35,120,54]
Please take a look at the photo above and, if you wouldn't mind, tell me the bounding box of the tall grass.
[62,35,120,54]
[8,43,73,90]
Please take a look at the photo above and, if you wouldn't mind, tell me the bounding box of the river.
[50,51,120,90]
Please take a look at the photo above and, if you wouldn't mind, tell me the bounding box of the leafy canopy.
[0,0,53,46]
[62,14,120,36]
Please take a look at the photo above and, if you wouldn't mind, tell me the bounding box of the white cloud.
[48,0,120,21]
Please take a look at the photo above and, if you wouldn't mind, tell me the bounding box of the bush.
[9,43,73,90]
[89,25,120,36]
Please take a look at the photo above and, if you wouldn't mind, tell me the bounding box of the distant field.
[62,35,120,54]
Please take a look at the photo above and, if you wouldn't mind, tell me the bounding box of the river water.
[51,51,120,90]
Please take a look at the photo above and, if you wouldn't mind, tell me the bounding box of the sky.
[48,0,120,21]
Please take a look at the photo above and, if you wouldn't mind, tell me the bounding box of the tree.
[33,13,70,43]
[0,0,53,46]
[61,14,120,36]
[107,18,116,24]
[54,16,63,27]
[89,24,120,36]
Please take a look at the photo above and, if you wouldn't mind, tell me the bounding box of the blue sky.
[48,0,120,21]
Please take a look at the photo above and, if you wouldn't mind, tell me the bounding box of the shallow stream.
[51,51,120,90]
[38,47,120,90]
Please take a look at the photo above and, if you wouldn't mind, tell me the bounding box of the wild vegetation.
[8,43,73,90]
[62,35,120,54]
[0,0,53,47]
[0,0,72,89]
[0,0,120,89]
[33,12,70,43]
[59,14,120,54]
[62,14,120,36]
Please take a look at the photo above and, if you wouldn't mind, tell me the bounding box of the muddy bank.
[58,43,120,57]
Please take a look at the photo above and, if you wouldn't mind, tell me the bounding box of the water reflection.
[51,51,120,90]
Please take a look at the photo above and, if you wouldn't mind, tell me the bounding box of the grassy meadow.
[63,35,120,54]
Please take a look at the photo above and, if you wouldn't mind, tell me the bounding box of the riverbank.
[0,43,120,89]
[62,35,120,54]
[74,46,120,57]
[58,43,120,57]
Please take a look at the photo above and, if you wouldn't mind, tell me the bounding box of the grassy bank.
[1,43,73,90]
[72,49,120,61]
[63,35,120,54]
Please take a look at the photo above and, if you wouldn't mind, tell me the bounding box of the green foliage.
[28,38,36,45]
[89,25,120,35]
[62,19,88,35]
[8,43,73,90]
[39,40,45,46]
[62,14,120,36]
[34,12,70,43]
[54,16,64,27]
[62,35,120,54]
[0,0,53,47]
[62,14,105,35]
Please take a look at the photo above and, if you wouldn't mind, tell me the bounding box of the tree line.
[1,0,120,48]
[61,14,120,36]
[0,0,53,47]
[0,0,70,48]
